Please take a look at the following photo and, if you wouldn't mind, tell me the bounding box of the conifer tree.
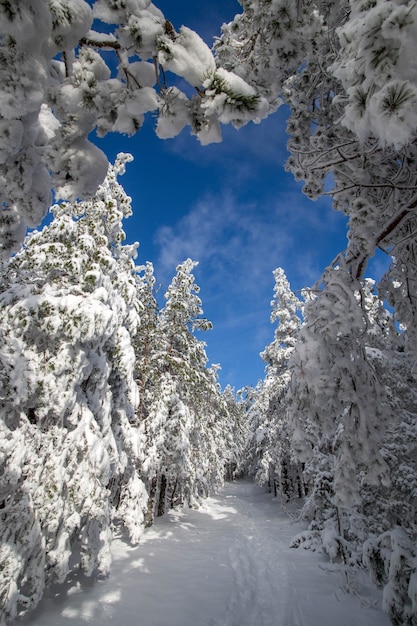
[134,261,160,424]
[137,259,229,521]
[288,276,417,600]
[222,384,248,481]
[245,269,304,498]
[0,155,147,622]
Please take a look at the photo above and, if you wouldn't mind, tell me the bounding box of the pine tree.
[0,154,147,622]
[287,266,393,562]
[222,384,248,481]
[245,269,304,499]
[137,259,230,522]
[359,281,417,624]
[134,261,160,425]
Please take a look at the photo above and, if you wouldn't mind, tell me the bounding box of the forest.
[1,1,417,625]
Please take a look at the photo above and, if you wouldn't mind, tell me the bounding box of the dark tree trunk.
[145,475,158,528]
[157,473,167,517]
[170,479,178,508]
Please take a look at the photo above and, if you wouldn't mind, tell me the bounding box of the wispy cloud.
[153,191,291,294]
[149,124,349,388]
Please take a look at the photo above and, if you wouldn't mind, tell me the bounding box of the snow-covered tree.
[137,259,230,523]
[359,281,417,625]
[0,154,148,623]
[245,269,304,499]
[215,0,417,326]
[134,260,160,425]
[286,266,393,567]
[288,276,417,610]
[222,384,248,481]
[0,0,270,257]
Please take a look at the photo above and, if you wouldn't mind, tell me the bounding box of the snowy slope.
[17,481,390,626]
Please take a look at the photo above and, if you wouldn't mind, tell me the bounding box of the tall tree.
[137,259,230,523]
[245,269,304,498]
[222,384,248,481]
[0,154,148,622]
[288,277,417,618]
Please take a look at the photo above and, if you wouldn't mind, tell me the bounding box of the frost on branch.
[332,0,417,149]
[0,0,272,257]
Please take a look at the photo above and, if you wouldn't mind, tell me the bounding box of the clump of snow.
[156,87,190,139]
[158,26,216,88]
[53,139,109,201]
[195,115,222,145]
[127,61,157,87]
[47,0,93,54]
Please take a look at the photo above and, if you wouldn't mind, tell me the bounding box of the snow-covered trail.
[18,481,390,626]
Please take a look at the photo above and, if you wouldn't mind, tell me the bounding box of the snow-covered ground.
[18,481,390,626]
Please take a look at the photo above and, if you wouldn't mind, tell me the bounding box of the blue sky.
[92,1,386,391]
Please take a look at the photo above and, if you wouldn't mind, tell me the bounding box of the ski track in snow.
[17,481,390,626]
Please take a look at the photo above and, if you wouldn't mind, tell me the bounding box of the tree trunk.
[145,475,157,527]
[157,474,167,517]
[170,479,178,508]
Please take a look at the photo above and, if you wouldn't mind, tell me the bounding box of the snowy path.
[18,481,390,626]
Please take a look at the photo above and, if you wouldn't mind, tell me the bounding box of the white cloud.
[150,162,349,389]
[153,191,292,294]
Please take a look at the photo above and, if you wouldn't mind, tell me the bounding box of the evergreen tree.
[245,269,304,499]
[137,259,230,523]
[134,261,160,424]
[288,276,417,615]
[360,281,417,625]
[222,384,248,481]
[0,155,147,622]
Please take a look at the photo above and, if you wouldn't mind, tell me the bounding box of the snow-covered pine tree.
[0,154,147,623]
[288,274,417,601]
[245,268,304,499]
[287,264,392,561]
[134,261,160,425]
[359,281,417,625]
[191,365,233,499]
[222,384,248,481]
[137,259,229,522]
[0,0,270,257]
